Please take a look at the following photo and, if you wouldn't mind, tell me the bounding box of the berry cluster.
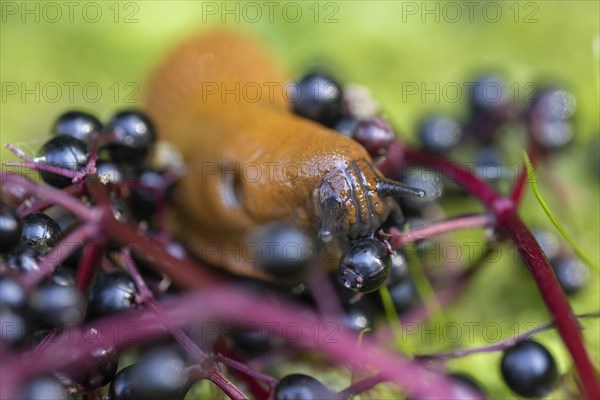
[0,69,597,400]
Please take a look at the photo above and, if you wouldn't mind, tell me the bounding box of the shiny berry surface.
[29,282,85,327]
[109,348,188,400]
[0,278,26,311]
[87,271,139,318]
[291,73,343,127]
[500,340,558,398]
[274,373,332,400]
[552,257,589,295]
[339,238,391,293]
[20,377,72,400]
[38,135,89,188]
[418,115,462,153]
[0,205,22,253]
[52,110,102,148]
[252,222,314,280]
[19,213,62,254]
[102,110,156,164]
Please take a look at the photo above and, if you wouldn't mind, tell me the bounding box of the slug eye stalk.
[377,177,426,199]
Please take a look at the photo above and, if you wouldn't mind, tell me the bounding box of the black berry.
[252,222,314,281]
[291,73,343,127]
[339,238,391,293]
[127,169,165,223]
[102,110,156,164]
[52,110,102,148]
[448,372,486,399]
[109,348,188,400]
[29,282,85,327]
[38,135,89,188]
[0,278,26,311]
[418,115,462,153]
[274,373,332,400]
[500,340,558,398]
[353,117,395,156]
[0,205,22,253]
[96,160,124,184]
[552,257,589,295]
[71,343,119,389]
[87,271,139,319]
[469,74,509,114]
[386,277,420,315]
[19,213,62,254]
[21,376,73,400]
[0,307,28,346]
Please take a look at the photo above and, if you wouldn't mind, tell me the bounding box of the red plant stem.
[75,241,103,291]
[384,142,599,399]
[1,173,94,219]
[0,288,479,400]
[388,213,494,247]
[17,182,86,216]
[4,161,80,179]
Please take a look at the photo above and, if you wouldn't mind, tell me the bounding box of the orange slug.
[144,31,422,281]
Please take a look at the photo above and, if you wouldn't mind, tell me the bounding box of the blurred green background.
[1,1,599,398]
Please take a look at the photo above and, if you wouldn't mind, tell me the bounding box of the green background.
[1,1,599,398]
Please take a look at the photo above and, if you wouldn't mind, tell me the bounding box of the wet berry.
[21,377,73,400]
[102,110,156,165]
[0,307,28,346]
[50,265,77,287]
[528,87,576,151]
[291,73,343,127]
[469,74,509,114]
[252,222,313,281]
[109,348,188,400]
[87,271,139,319]
[4,251,40,273]
[500,340,558,398]
[0,205,22,253]
[52,110,102,148]
[230,327,272,358]
[418,115,462,153]
[19,213,62,254]
[71,343,119,389]
[339,238,391,293]
[127,169,165,223]
[0,278,26,311]
[353,117,395,156]
[274,373,332,400]
[38,136,89,188]
[532,229,561,261]
[448,372,486,399]
[29,282,85,327]
[552,257,589,295]
[387,277,420,315]
[96,160,124,184]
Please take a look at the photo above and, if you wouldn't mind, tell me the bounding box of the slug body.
[145,32,399,279]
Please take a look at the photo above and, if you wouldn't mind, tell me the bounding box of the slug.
[144,31,422,281]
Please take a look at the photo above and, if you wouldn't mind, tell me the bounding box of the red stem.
[0,288,479,400]
[388,213,494,247]
[385,142,599,399]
